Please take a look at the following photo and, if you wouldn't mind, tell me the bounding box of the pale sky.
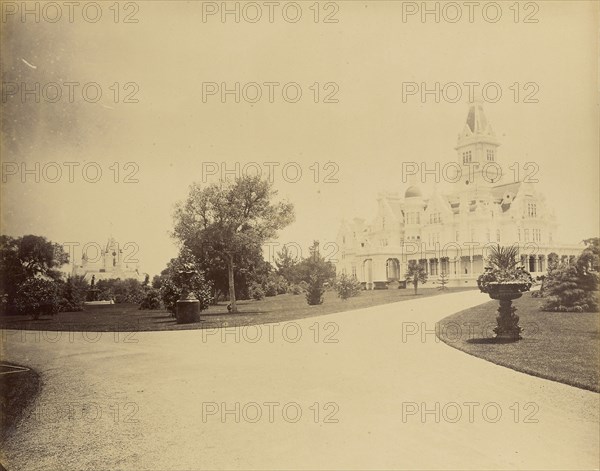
[1,0,598,276]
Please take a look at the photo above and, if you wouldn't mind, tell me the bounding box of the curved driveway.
[1,290,598,470]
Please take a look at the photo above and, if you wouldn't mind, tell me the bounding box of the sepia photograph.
[0,1,598,470]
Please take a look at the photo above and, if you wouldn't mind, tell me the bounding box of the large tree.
[0,235,69,311]
[172,176,294,312]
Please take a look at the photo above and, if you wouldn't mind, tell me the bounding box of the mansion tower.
[72,237,146,282]
[335,104,582,288]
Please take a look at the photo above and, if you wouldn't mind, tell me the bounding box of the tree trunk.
[413,279,418,295]
[227,254,237,312]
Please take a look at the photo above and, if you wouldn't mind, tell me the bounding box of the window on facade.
[527,203,537,218]
[407,212,420,225]
[382,217,386,229]
[496,229,501,242]
[549,232,553,244]
[486,230,490,242]
[456,231,460,242]
[470,228,475,241]
[524,229,530,241]
[352,266,357,278]
[381,239,388,247]
[429,212,441,224]
[487,149,495,161]
[342,236,346,244]
[462,150,472,164]
[518,229,521,241]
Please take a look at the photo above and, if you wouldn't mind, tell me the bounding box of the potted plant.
[174,251,202,324]
[477,245,534,340]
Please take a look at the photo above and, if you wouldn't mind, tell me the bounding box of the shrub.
[289,284,303,295]
[159,276,212,315]
[94,278,146,304]
[275,275,289,294]
[541,264,598,312]
[139,288,162,310]
[58,275,88,312]
[14,278,61,320]
[334,274,362,300]
[264,280,278,297]
[248,282,265,300]
[306,276,325,305]
[158,252,213,315]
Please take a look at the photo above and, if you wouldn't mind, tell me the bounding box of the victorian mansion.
[335,103,582,288]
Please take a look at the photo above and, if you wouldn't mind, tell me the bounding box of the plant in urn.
[175,251,201,324]
[477,245,534,341]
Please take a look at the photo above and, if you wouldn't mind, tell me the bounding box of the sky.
[1,0,598,276]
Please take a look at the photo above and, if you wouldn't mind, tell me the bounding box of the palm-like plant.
[478,245,533,293]
[487,245,520,270]
[477,245,534,340]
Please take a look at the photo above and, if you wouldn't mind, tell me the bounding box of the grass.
[0,364,41,442]
[0,287,473,332]
[437,294,600,392]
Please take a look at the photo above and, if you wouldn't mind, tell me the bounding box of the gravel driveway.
[1,290,598,470]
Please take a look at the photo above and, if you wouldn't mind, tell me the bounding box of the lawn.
[437,294,600,392]
[0,287,473,332]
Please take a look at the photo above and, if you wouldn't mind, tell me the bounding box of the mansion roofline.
[335,103,583,288]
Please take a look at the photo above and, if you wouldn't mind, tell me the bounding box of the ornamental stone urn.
[477,246,533,341]
[486,282,529,340]
[176,269,200,324]
[86,274,100,301]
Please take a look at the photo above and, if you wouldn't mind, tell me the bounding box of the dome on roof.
[405,185,423,198]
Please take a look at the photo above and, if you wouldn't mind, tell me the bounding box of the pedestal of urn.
[488,283,526,340]
[176,290,200,324]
